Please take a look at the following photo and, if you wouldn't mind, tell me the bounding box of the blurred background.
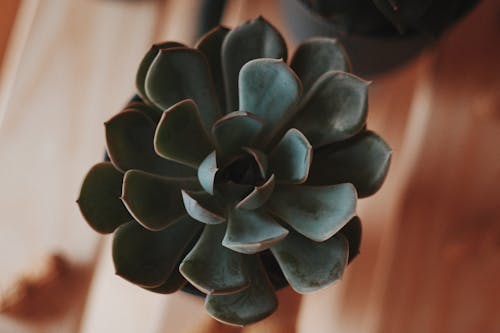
[0,0,498,332]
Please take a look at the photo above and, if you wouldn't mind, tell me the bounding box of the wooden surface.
[0,0,498,332]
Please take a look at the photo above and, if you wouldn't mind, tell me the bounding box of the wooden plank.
[0,0,160,331]
[0,0,20,72]
[376,0,500,331]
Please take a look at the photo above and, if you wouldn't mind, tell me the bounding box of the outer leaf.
[239,59,301,144]
[236,174,275,210]
[196,26,230,113]
[271,231,349,293]
[122,170,197,231]
[124,101,161,123]
[181,190,226,225]
[291,71,369,148]
[145,47,221,131]
[205,256,278,326]
[105,110,196,177]
[180,224,250,294]
[340,216,362,263]
[223,208,288,254]
[77,162,133,234]
[136,41,185,102]
[112,217,202,288]
[268,128,312,184]
[290,38,351,93]
[154,99,213,168]
[307,130,392,197]
[222,17,287,113]
[144,268,186,294]
[212,112,264,157]
[266,183,357,242]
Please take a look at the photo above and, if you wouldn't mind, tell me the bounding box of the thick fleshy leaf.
[196,26,230,113]
[124,101,161,123]
[271,231,349,293]
[105,110,196,177]
[239,59,301,144]
[212,112,264,157]
[223,208,288,254]
[291,71,368,148]
[222,16,288,113]
[112,217,201,288]
[290,38,351,93]
[180,224,250,294]
[266,183,357,242]
[181,190,226,225]
[136,41,185,102]
[215,181,254,205]
[205,256,277,326]
[307,131,392,197]
[154,99,213,168]
[268,128,312,184]
[77,162,133,234]
[236,175,275,210]
[198,151,218,195]
[339,216,362,264]
[122,170,197,231]
[242,147,268,179]
[144,268,186,294]
[145,47,221,130]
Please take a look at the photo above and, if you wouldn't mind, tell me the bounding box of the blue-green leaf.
[77,162,133,234]
[143,267,186,294]
[136,41,185,103]
[196,26,230,113]
[266,183,357,242]
[198,151,219,195]
[122,170,197,231]
[235,174,275,210]
[271,231,349,293]
[113,217,201,288]
[340,216,362,264]
[181,190,226,225]
[222,207,288,254]
[239,59,301,145]
[242,147,268,179]
[307,131,392,197]
[205,255,277,326]
[222,17,287,113]
[291,71,369,148]
[124,101,161,123]
[268,128,312,184]
[212,111,264,157]
[154,99,213,168]
[105,110,196,177]
[180,224,250,294]
[145,47,221,130]
[290,38,351,93]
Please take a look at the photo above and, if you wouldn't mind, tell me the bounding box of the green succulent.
[299,0,479,36]
[77,17,391,326]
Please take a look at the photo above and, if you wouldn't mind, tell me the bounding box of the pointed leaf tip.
[78,162,132,234]
[154,99,213,168]
[271,231,349,293]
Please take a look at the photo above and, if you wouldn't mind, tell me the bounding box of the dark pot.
[281,0,432,77]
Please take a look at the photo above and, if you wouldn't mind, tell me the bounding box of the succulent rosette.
[78,17,391,326]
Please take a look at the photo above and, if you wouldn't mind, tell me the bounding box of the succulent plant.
[298,0,479,36]
[77,17,391,326]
